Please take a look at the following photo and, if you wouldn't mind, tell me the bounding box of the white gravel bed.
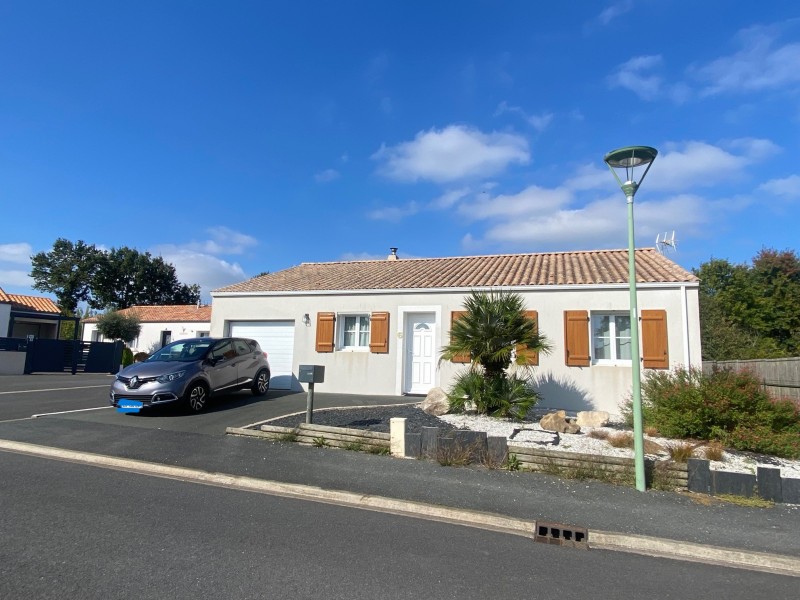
[438,413,800,480]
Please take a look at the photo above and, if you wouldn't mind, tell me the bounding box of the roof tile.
[83,305,212,324]
[215,248,698,294]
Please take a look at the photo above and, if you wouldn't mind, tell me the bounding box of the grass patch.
[436,441,476,466]
[666,441,696,463]
[277,430,298,443]
[343,441,365,452]
[645,425,660,437]
[366,445,390,455]
[715,493,774,508]
[607,432,634,448]
[541,458,635,486]
[587,429,609,440]
[312,436,328,448]
[704,440,725,461]
[505,453,521,471]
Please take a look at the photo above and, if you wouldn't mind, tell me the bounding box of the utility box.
[298,364,325,384]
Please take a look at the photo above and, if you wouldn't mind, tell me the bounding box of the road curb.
[1,437,798,578]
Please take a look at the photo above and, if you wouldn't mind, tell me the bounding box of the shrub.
[666,442,695,463]
[704,440,725,461]
[448,370,540,419]
[623,366,800,459]
[121,347,134,367]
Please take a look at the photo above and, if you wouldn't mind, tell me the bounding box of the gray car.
[110,337,271,413]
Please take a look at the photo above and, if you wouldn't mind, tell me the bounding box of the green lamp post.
[604,145,658,492]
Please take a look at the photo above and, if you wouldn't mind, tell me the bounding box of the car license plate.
[117,399,143,413]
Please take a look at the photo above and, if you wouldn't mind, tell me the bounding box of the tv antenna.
[655,231,677,254]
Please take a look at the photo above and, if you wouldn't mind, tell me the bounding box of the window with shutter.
[564,310,590,367]
[369,311,390,353]
[641,309,669,369]
[315,312,335,353]
[516,310,540,366]
[450,311,470,363]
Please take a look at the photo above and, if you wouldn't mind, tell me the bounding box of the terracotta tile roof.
[83,305,212,324]
[215,248,698,294]
[0,287,61,314]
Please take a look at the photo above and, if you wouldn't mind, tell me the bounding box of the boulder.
[539,411,581,434]
[420,387,450,416]
[576,411,610,428]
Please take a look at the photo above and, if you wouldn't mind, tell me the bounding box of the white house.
[210,248,701,416]
[82,304,212,354]
[0,287,62,339]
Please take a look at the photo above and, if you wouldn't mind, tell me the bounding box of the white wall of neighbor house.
[210,283,701,416]
[82,321,211,353]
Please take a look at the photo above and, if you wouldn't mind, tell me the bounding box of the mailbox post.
[298,365,325,424]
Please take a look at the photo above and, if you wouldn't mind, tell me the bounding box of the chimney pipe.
[388,247,398,261]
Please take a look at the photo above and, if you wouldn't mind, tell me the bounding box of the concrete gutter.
[2,437,798,578]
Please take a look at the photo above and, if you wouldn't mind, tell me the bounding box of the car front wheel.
[252,369,270,396]
[185,382,209,412]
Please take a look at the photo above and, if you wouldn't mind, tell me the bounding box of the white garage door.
[229,321,295,390]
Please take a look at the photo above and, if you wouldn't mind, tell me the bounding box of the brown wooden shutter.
[315,312,335,352]
[516,310,540,366]
[564,310,590,367]
[450,311,470,363]
[641,309,669,369]
[369,311,390,353]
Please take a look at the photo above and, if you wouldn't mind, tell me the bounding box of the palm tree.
[440,290,552,418]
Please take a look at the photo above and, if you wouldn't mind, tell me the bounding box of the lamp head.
[604,146,658,197]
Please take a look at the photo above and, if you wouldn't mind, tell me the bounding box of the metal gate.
[24,340,123,374]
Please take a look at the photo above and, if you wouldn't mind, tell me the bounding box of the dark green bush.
[448,370,540,420]
[624,367,800,458]
[121,347,134,367]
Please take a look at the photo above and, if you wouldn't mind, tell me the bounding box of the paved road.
[1,373,799,572]
[2,451,796,600]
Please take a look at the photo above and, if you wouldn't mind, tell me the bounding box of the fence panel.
[703,358,800,400]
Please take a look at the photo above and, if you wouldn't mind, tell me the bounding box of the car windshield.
[146,340,213,363]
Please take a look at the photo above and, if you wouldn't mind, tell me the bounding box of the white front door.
[405,313,436,395]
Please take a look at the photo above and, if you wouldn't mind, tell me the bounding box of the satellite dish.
[656,231,677,254]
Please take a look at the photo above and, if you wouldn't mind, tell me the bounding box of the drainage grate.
[534,521,589,549]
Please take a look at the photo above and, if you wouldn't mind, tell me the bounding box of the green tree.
[695,249,800,359]
[30,239,103,314]
[91,246,200,310]
[96,311,142,344]
[440,290,552,418]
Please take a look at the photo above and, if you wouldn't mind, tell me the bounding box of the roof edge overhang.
[212,281,698,299]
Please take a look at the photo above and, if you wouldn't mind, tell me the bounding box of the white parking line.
[0,385,109,395]
[32,406,112,418]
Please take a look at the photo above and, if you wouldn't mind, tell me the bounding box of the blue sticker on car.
[117,399,143,413]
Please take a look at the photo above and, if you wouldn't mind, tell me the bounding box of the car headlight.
[157,370,186,383]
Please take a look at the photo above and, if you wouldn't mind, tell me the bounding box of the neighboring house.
[82,304,212,353]
[210,248,701,415]
[0,286,62,339]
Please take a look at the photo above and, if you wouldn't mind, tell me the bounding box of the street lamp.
[604,145,658,492]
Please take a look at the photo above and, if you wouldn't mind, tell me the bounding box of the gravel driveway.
[265,404,459,433]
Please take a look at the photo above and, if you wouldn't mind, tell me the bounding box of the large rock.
[539,411,581,434]
[576,411,610,428]
[420,387,450,416]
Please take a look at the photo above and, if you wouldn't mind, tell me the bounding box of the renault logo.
[129,376,139,389]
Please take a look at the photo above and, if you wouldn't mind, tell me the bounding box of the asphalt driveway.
[0,373,416,435]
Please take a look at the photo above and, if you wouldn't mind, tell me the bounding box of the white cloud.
[608,55,663,100]
[430,187,471,210]
[692,24,800,96]
[0,242,33,265]
[758,174,800,199]
[179,227,258,256]
[368,202,420,221]
[372,125,530,183]
[155,247,247,299]
[494,101,554,132]
[315,168,340,183]
[458,185,572,221]
[0,269,33,287]
[595,0,634,26]
[644,139,778,192]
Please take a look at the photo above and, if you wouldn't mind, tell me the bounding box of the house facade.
[210,249,701,416]
[82,304,212,354]
[0,287,62,339]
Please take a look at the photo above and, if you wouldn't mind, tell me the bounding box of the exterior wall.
[211,283,701,417]
[0,303,10,337]
[82,321,211,354]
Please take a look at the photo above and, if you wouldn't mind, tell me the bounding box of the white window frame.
[337,313,371,351]
[591,312,633,365]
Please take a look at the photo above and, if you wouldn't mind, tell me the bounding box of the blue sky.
[1,1,799,303]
